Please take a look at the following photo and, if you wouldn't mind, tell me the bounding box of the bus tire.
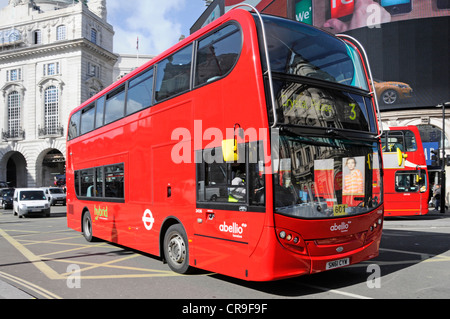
[163,224,191,274]
[82,211,96,242]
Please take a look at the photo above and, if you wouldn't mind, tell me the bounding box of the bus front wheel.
[163,224,191,274]
[82,211,95,242]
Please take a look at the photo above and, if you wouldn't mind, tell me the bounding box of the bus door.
[136,142,197,256]
[194,141,266,278]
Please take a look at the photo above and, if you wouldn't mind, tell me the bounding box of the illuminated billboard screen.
[302,0,449,110]
[192,0,449,110]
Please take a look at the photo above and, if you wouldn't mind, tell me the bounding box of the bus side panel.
[384,192,426,216]
[129,100,196,256]
[66,203,80,232]
[383,168,428,216]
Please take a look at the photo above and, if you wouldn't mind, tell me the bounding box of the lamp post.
[437,102,450,214]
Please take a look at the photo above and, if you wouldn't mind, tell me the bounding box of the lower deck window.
[196,142,265,208]
[395,170,427,193]
[74,163,125,201]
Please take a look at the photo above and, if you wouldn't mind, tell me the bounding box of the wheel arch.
[80,207,91,233]
[159,216,185,262]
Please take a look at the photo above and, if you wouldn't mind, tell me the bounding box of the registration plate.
[326,258,350,270]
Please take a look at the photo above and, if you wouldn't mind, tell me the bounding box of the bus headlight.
[365,218,383,244]
[276,228,307,255]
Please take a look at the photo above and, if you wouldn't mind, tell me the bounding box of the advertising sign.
[307,0,449,110]
[193,0,448,110]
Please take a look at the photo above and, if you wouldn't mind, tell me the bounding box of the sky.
[0,0,207,56]
[108,0,207,55]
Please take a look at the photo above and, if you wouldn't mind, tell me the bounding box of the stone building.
[0,0,117,187]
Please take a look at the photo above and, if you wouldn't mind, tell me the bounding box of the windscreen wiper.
[325,128,377,143]
[280,126,339,148]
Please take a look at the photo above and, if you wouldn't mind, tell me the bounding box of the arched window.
[7,91,21,137]
[57,25,66,41]
[34,30,42,44]
[91,28,97,44]
[44,86,59,135]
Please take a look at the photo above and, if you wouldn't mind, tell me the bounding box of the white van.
[13,188,51,218]
[42,187,66,206]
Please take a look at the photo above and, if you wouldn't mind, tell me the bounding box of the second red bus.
[382,126,429,216]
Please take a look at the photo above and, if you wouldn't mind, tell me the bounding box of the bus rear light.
[276,228,307,255]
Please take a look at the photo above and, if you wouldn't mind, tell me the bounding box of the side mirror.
[397,147,407,167]
[222,139,239,162]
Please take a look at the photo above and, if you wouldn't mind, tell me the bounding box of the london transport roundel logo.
[142,209,155,231]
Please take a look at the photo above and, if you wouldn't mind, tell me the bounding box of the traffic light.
[431,149,440,166]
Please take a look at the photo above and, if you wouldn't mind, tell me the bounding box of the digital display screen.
[192,0,449,111]
[381,0,410,6]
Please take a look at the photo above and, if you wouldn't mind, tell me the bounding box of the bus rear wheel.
[163,224,191,274]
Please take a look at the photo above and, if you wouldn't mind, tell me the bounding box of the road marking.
[302,283,373,299]
[0,271,61,299]
[20,235,84,247]
[0,227,191,281]
[62,254,141,276]
[33,241,109,258]
[0,228,63,280]
[423,255,450,263]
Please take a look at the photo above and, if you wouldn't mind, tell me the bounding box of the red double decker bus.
[382,126,429,216]
[66,7,384,281]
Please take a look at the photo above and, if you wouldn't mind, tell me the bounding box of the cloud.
[108,0,186,55]
[0,0,204,56]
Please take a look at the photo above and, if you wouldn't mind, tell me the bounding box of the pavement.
[0,278,35,299]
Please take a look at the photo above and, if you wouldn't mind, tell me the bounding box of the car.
[1,188,15,209]
[42,187,66,206]
[373,79,413,105]
[13,188,51,218]
[0,181,8,189]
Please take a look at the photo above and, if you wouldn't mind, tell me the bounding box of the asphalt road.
[0,205,449,304]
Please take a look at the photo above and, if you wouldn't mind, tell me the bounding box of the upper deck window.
[80,103,96,135]
[195,24,242,87]
[126,68,154,115]
[155,44,193,103]
[68,20,243,141]
[104,85,126,125]
[261,15,369,91]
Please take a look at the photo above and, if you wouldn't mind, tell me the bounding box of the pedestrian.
[433,184,441,211]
